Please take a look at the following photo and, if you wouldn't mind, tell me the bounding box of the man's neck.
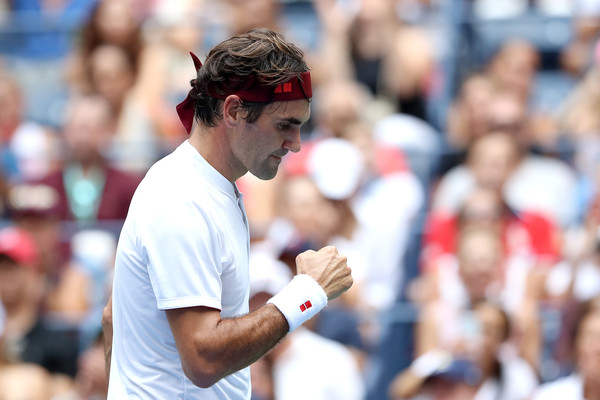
[188,127,243,182]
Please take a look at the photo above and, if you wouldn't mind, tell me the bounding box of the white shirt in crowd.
[532,374,584,400]
[272,328,365,400]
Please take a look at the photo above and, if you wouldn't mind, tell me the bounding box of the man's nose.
[283,128,301,153]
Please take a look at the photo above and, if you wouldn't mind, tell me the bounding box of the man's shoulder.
[130,155,221,220]
[136,148,192,196]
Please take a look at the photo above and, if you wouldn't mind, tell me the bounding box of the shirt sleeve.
[141,199,224,311]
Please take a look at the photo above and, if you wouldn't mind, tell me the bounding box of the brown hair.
[189,28,309,127]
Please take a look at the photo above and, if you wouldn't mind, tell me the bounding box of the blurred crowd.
[0,0,599,399]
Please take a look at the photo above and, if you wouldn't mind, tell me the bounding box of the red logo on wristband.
[299,300,312,312]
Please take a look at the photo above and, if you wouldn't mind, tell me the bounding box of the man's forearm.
[213,304,289,379]
[167,303,288,388]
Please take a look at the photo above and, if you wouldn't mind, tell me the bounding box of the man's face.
[232,99,310,180]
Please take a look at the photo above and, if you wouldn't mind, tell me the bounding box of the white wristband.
[267,274,328,333]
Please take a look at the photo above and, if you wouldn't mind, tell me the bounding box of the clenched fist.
[295,245,353,300]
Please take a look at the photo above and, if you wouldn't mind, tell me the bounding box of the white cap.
[373,113,439,154]
[71,230,117,274]
[307,138,365,200]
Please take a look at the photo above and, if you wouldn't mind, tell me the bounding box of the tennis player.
[104,28,353,399]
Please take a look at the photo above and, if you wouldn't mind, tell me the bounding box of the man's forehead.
[266,99,311,122]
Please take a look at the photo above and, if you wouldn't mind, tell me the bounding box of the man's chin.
[250,167,279,181]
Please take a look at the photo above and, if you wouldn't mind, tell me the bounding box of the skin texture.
[103,95,354,389]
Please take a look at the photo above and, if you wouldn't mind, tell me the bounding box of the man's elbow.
[182,361,225,389]
[189,375,220,389]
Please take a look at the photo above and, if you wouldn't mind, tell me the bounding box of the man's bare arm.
[167,245,352,388]
[101,295,113,382]
[167,304,288,388]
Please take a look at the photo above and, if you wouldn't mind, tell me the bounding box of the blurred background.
[0,0,600,399]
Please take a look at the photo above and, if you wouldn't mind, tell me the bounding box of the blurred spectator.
[389,302,538,400]
[339,119,410,176]
[312,0,400,95]
[269,327,366,400]
[545,225,600,304]
[373,112,441,187]
[310,0,355,85]
[532,301,600,399]
[135,0,206,152]
[558,66,600,219]
[67,0,144,94]
[423,185,560,277]
[433,123,578,228]
[559,66,600,140]
[224,0,282,36]
[487,39,540,105]
[0,226,79,379]
[248,251,365,400]
[0,301,51,400]
[346,0,400,96]
[87,45,136,119]
[414,224,542,368]
[281,136,423,312]
[6,182,64,285]
[46,229,116,351]
[379,25,437,121]
[445,71,498,158]
[304,138,369,305]
[311,135,423,311]
[86,45,159,173]
[313,0,437,121]
[559,1,600,77]
[0,72,58,183]
[310,79,374,139]
[34,94,141,223]
[58,332,109,400]
[391,355,484,400]
[432,132,522,217]
[266,174,368,355]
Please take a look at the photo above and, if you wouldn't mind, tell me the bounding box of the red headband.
[176,52,312,134]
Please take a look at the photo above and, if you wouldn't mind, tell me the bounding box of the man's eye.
[279,124,290,130]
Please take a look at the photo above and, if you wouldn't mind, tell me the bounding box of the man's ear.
[223,95,242,128]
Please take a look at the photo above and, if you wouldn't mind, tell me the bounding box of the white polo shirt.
[108,140,251,399]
